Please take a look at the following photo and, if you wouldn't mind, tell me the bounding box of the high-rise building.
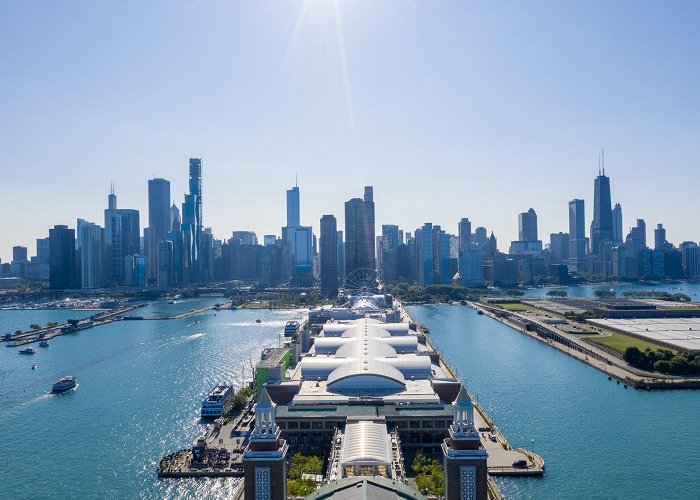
[36,238,50,264]
[12,246,27,263]
[458,247,484,287]
[518,208,538,242]
[612,203,623,246]
[473,227,488,248]
[416,223,434,285]
[77,219,104,289]
[320,215,338,297]
[680,242,700,278]
[182,158,204,282]
[286,185,300,228]
[654,224,666,251]
[568,199,586,272]
[591,164,613,255]
[631,219,647,249]
[157,239,174,287]
[344,187,376,274]
[264,235,277,247]
[458,218,472,252]
[380,225,400,283]
[49,225,76,289]
[231,231,258,246]
[549,232,570,264]
[104,188,140,286]
[147,178,171,282]
[170,203,181,232]
[336,231,346,282]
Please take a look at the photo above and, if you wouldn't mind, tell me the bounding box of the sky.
[1,0,699,262]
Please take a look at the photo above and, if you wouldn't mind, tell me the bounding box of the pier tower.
[243,389,288,500]
[441,387,488,500]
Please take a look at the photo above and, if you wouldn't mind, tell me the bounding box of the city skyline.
[2,1,700,262]
[1,162,696,264]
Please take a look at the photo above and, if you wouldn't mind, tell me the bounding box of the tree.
[411,452,445,496]
[546,290,568,298]
[30,323,41,330]
[594,289,616,299]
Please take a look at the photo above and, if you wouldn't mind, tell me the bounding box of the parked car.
[512,459,528,468]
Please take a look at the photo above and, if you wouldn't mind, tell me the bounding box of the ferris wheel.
[342,268,380,298]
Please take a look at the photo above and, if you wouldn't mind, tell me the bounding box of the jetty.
[470,301,700,390]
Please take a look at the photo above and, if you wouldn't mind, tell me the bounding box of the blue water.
[521,281,700,299]
[0,302,305,499]
[408,304,700,500]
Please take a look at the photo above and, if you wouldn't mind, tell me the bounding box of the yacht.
[201,385,234,418]
[39,340,49,347]
[19,347,37,355]
[52,376,77,394]
[284,320,301,337]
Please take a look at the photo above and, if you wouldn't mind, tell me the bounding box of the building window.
[300,421,311,430]
[410,421,420,429]
[288,421,299,429]
[312,421,324,429]
[460,465,476,500]
[422,420,432,429]
[255,467,271,500]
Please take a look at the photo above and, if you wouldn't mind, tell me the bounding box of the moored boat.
[39,340,49,347]
[200,385,234,418]
[19,347,37,355]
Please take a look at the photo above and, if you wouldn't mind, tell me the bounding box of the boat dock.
[158,396,255,478]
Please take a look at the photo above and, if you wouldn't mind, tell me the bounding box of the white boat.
[19,347,37,355]
[201,385,234,418]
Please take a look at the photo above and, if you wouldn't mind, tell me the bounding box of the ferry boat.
[284,320,301,337]
[52,376,77,394]
[19,347,37,355]
[200,385,234,418]
[39,340,49,347]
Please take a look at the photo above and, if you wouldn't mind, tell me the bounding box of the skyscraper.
[344,187,376,275]
[104,188,140,286]
[568,199,586,272]
[416,223,434,285]
[286,185,300,228]
[518,208,538,242]
[458,218,472,252]
[148,178,171,282]
[320,215,338,297]
[612,203,623,246]
[12,246,27,263]
[380,225,400,283]
[182,159,204,282]
[49,225,76,289]
[654,224,666,251]
[336,231,346,282]
[77,219,104,289]
[591,163,613,255]
[170,203,181,232]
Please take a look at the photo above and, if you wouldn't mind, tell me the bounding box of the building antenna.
[598,154,601,176]
[602,147,605,175]
[295,173,298,187]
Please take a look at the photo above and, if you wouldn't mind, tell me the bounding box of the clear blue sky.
[2,1,699,262]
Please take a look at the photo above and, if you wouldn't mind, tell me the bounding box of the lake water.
[408,304,700,499]
[0,300,305,499]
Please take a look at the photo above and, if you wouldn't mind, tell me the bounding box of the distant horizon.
[2,1,699,262]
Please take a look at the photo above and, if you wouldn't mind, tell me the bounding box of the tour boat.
[19,347,37,355]
[201,385,234,418]
[52,376,77,394]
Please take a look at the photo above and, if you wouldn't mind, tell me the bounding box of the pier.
[470,301,700,390]
[2,305,140,347]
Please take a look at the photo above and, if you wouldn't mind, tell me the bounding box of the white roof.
[340,421,391,466]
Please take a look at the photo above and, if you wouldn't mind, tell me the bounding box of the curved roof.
[340,421,391,465]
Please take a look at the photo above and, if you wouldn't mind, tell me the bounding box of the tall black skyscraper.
[148,178,171,281]
[49,225,76,289]
[319,215,338,297]
[344,186,376,275]
[591,159,613,255]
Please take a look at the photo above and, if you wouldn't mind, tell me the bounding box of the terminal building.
[247,293,490,499]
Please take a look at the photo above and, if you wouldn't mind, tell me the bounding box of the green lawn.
[586,332,673,354]
[498,303,533,312]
